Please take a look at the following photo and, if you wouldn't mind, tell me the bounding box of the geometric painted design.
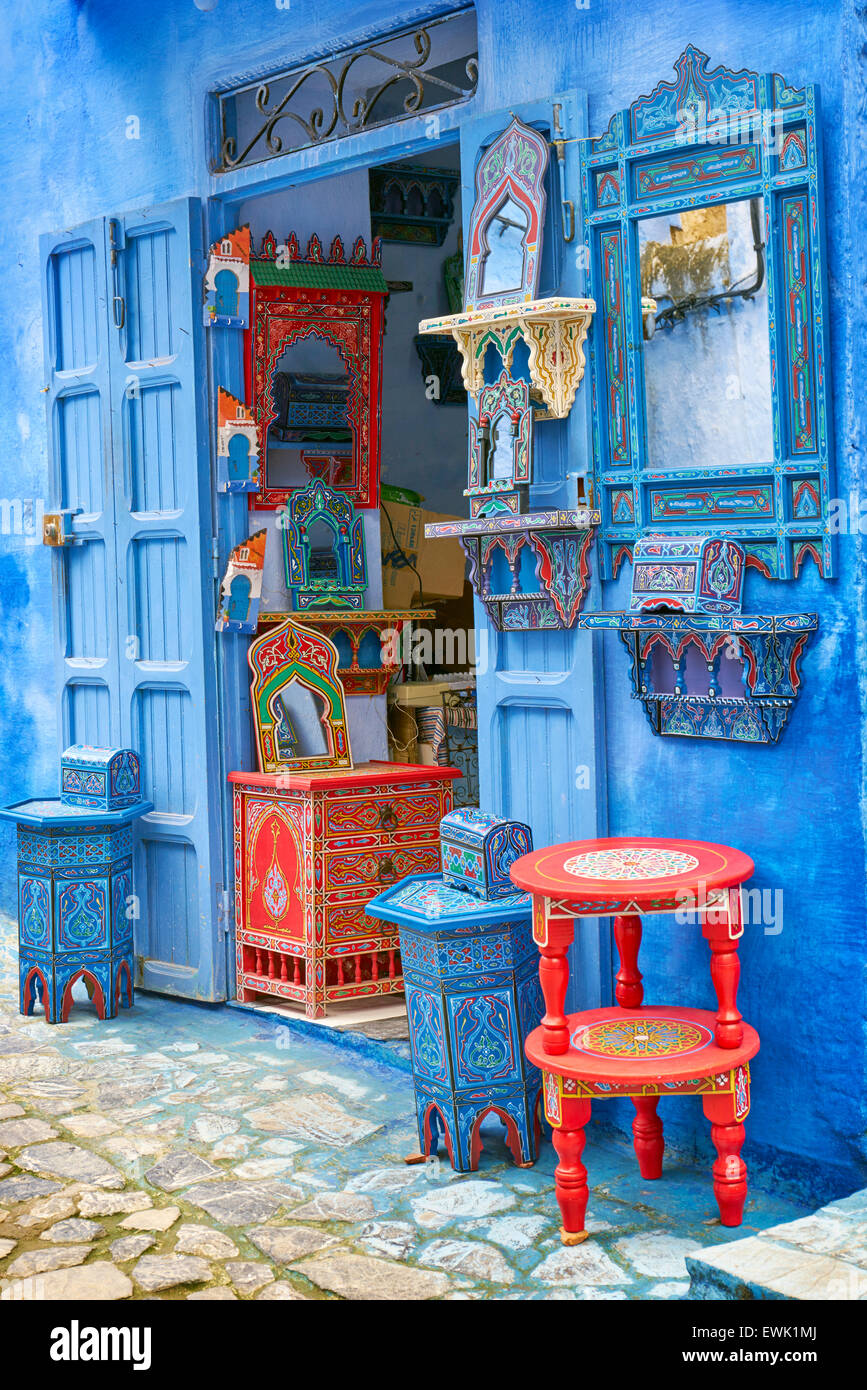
[449,991,519,1085]
[365,871,539,1172]
[562,847,700,880]
[19,876,50,948]
[1,791,150,1025]
[569,1015,713,1059]
[56,881,108,950]
[580,47,834,582]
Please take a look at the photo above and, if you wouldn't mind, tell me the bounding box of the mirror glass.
[480,195,529,297]
[272,681,329,760]
[306,517,339,583]
[639,198,773,470]
[267,336,353,489]
[486,410,515,483]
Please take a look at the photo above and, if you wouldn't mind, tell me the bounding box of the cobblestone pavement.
[0,918,809,1301]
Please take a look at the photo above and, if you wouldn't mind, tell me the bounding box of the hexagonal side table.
[365,873,543,1172]
[0,796,153,1024]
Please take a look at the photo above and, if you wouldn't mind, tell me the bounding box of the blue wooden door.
[462,96,610,1011]
[40,199,226,1001]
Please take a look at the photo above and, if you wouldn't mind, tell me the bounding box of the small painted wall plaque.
[216,529,267,634]
[217,388,260,494]
[203,225,251,328]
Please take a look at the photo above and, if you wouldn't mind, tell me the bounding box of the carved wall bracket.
[427,510,600,630]
[578,611,818,743]
[418,299,596,419]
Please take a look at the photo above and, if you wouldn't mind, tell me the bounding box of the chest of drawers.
[228,762,460,1017]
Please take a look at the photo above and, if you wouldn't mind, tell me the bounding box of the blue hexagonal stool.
[365,873,543,1171]
[0,761,152,1024]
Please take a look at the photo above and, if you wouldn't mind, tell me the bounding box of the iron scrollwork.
[216,8,478,172]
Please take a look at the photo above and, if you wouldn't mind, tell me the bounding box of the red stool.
[510,837,759,1245]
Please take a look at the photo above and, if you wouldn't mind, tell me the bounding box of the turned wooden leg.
[538,920,575,1055]
[613,913,643,1008]
[703,1093,747,1226]
[553,1097,592,1244]
[706,932,743,1048]
[631,1095,664,1179]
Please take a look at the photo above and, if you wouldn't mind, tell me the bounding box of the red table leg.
[553,1096,592,1244]
[613,913,643,1008]
[538,918,575,1055]
[631,1095,664,1179]
[703,1092,747,1226]
[703,913,743,1048]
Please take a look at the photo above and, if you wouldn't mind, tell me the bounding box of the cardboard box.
[380,500,466,606]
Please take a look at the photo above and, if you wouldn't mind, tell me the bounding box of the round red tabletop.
[509,836,753,914]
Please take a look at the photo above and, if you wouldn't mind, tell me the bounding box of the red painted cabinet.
[229,762,460,1017]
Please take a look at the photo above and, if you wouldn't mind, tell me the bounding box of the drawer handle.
[378,804,399,831]
[377,856,397,883]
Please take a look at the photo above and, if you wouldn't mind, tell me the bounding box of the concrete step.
[686,1188,867,1299]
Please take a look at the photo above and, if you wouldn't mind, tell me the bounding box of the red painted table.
[510,837,759,1244]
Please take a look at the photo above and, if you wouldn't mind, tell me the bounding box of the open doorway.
[231,142,476,788]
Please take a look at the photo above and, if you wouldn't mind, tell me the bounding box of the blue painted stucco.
[0,0,864,1202]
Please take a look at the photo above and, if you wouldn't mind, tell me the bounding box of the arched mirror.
[480,195,530,298]
[464,117,549,311]
[249,617,353,774]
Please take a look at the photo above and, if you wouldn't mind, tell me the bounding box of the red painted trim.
[228,760,461,791]
[60,969,106,1023]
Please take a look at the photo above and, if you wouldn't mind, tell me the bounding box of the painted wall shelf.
[417,299,596,419]
[578,611,818,743]
[369,164,459,246]
[427,509,600,630]
[256,609,435,695]
[413,334,467,404]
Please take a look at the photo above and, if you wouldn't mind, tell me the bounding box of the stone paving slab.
[0,913,821,1301]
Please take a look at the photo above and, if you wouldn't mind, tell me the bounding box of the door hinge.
[212,536,221,579]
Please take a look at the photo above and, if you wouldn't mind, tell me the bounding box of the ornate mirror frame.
[466,370,533,517]
[245,233,388,511]
[248,617,353,774]
[578,46,834,582]
[281,480,368,611]
[464,116,550,311]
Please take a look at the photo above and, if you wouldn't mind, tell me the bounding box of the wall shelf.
[418,299,596,419]
[427,509,600,630]
[578,611,818,743]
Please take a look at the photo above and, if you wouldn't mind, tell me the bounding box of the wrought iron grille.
[214,6,478,173]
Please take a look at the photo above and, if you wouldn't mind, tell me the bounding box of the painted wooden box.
[60,745,142,812]
[365,873,542,1171]
[630,536,745,616]
[228,762,460,1019]
[0,794,153,1024]
[440,807,533,901]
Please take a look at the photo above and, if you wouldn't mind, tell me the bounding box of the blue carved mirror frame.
[578,46,834,583]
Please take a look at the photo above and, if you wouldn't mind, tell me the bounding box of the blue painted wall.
[0,0,864,1200]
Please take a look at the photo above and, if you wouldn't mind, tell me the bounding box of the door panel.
[461,96,610,1011]
[110,199,224,1000]
[40,218,118,751]
[41,200,226,1001]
